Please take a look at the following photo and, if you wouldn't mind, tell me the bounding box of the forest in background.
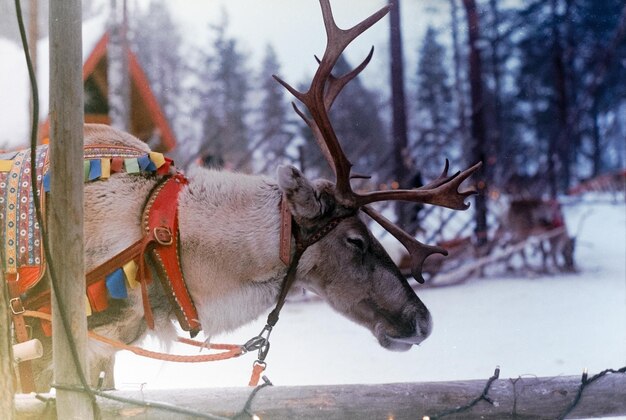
[126,0,626,188]
[1,0,625,237]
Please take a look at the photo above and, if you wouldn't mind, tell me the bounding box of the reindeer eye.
[346,236,365,252]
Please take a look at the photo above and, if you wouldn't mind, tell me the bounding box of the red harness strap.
[142,174,201,336]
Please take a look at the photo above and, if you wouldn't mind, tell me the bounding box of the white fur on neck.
[178,167,287,337]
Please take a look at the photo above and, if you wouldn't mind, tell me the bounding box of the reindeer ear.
[277,165,326,220]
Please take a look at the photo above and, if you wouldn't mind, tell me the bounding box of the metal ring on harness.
[153,226,173,246]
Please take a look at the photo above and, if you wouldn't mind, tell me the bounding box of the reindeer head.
[276,165,431,350]
[268,0,481,351]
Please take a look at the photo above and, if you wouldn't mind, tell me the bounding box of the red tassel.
[156,158,174,175]
[87,279,109,312]
[111,157,124,173]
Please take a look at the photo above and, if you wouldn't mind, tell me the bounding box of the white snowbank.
[0,17,106,149]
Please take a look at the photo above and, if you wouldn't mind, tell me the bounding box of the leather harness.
[9,170,200,391]
[18,173,201,335]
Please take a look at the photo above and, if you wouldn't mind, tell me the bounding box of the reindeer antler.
[273,1,387,201]
[275,0,482,282]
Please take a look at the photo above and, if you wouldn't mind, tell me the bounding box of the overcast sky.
[135,0,451,88]
[0,0,453,146]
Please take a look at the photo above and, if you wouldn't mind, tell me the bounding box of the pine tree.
[244,44,295,172]
[414,26,455,173]
[573,0,626,176]
[513,0,626,190]
[462,0,489,246]
[196,11,250,169]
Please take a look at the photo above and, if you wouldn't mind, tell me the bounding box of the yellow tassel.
[0,160,13,172]
[123,260,139,289]
[85,295,93,316]
[101,158,111,179]
[149,152,166,168]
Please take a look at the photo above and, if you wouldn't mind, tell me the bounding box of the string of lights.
[557,366,626,420]
[426,366,500,419]
[421,365,626,420]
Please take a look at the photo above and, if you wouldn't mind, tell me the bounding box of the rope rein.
[24,310,244,363]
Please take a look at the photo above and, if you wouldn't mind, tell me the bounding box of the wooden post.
[0,275,15,419]
[49,0,93,418]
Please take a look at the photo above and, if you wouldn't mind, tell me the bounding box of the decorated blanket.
[0,147,48,293]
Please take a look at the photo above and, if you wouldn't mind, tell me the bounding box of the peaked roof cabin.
[39,32,176,152]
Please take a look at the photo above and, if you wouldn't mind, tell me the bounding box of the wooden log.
[48,0,92,418]
[15,373,626,419]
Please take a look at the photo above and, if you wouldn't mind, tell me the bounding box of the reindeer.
[8,1,480,392]
[496,198,576,273]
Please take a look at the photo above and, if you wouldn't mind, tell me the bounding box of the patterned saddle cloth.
[0,144,172,297]
[0,147,48,293]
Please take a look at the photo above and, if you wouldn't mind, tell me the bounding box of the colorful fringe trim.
[42,151,173,193]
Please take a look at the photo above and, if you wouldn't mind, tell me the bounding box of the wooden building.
[39,32,176,152]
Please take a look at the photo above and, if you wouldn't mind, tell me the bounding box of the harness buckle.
[153,226,173,246]
[10,297,25,315]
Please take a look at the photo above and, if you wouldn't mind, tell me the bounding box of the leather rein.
[243,201,352,381]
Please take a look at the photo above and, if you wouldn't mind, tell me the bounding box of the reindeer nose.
[383,310,432,349]
[405,304,432,344]
[416,310,433,343]
[399,308,433,345]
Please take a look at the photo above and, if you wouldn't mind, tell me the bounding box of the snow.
[0,17,106,149]
[114,194,626,390]
[0,38,29,148]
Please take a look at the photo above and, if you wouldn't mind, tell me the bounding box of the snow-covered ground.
[114,193,626,389]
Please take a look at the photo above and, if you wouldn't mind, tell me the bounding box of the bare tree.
[462,0,489,246]
[449,0,469,151]
[389,0,410,224]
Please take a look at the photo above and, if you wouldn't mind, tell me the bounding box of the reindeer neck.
[176,169,288,336]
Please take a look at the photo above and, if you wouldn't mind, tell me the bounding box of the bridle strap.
[245,211,351,372]
[279,196,292,265]
[267,213,350,328]
[266,248,303,327]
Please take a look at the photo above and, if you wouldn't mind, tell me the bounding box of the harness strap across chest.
[22,173,202,337]
[82,173,201,335]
